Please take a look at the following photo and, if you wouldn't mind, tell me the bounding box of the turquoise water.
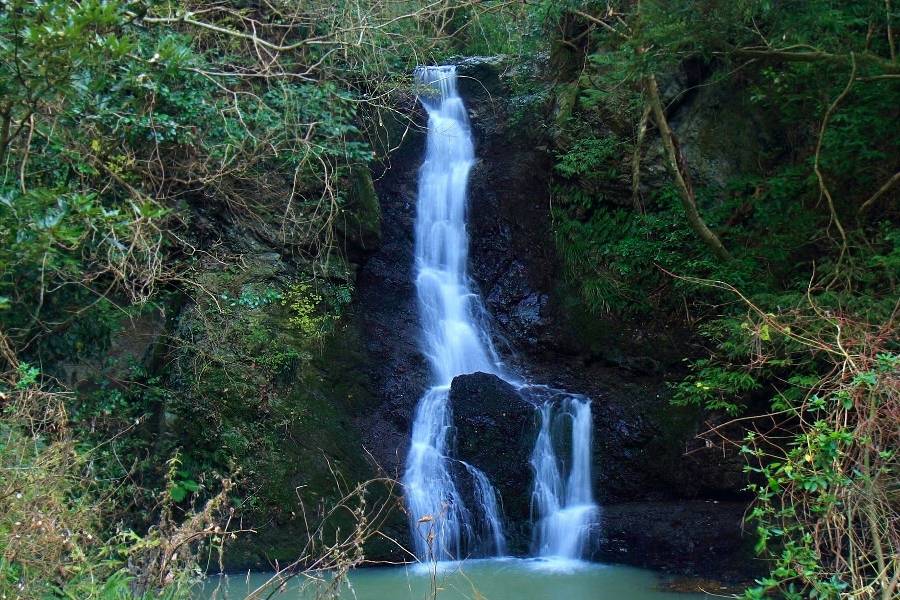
[197,558,709,600]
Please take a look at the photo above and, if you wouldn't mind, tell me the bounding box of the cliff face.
[343,57,757,579]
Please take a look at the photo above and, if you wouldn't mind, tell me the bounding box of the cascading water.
[462,461,507,556]
[402,65,598,563]
[402,66,506,561]
[530,393,598,559]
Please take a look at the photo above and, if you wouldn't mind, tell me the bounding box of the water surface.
[198,558,709,600]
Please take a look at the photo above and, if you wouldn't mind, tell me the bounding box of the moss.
[215,315,404,569]
[678,81,774,190]
[549,31,580,82]
[338,164,381,251]
[554,279,689,368]
[551,82,579,146]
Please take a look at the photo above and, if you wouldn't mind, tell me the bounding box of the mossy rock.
[163,250,405,570]
[337,164,382,252]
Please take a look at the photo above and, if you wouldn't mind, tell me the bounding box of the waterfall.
[462,461,507,556]
[402,66,505,561]
[530,394,598,559]
[402,65,597,563]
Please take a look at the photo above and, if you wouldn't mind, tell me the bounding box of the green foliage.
[1,0,896,595]
[672,360,759,416]
[0,383,205,600]
[0,0,482,593]
[555,136,623,179]
[165,454,200,504]
[741,354,898,599]
[552,184,728,314]
[284,280,354,340]
[533,1,900,597]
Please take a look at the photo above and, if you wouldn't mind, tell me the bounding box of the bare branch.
[859,170,900,215]
[645,74,732,261]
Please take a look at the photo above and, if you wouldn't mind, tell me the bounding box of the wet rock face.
[484,261,550,348]
[455,57,749,504]
[449,372,537,546]
[465,94,558,352]
[57,308,166,390]
[350,57,753,573]
[353,122,430,477]
[452,57,753,571]
[594,501,760,583]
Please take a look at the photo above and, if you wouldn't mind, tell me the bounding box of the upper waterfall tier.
[413,65,501,386]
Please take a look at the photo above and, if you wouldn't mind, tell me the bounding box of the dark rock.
[57,307,166,389]
[336,163,382,252]
[352,117,428,479]
[466,96,558,353]
[455,55,507,100]
[456,57,755,577]
[342,55,756,577]
[449,372,537,553]
[594,501,761,584]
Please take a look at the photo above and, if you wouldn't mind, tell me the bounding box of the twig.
[813,53,856,275]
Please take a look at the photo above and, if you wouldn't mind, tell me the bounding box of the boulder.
[449,372,538,551]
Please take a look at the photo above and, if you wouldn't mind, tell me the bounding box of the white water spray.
[530,394,598,559]
[402,65,597,563]
[402,66,505,561]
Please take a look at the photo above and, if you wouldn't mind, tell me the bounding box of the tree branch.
[729,46,900,74]
[631,103,650,213]
[141,13,327,50]
[858,171,900,215]
[571,9,630,40]
[886,0,896,62]
[813,53,856,265]
[0,107,10,168]
[644,74,732,261]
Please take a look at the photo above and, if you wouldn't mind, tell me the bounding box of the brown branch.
[729,46,900,74]
[858,171,900,214]
[887,0,897,62]
[631,103,650,213]
[0,106,10,167]
[856,73,900,80]
[814,53,856,267]
[141,0,487,52]
[0,107,33,169]
[571,9,630,39]
[644,75,732,261]
[141,13,327,51]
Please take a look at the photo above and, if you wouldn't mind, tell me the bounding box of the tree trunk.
[644,74,732,262]
[0,108,11,168]
[631,103,651,213]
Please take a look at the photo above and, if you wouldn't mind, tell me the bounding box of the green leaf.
[180,479,199,492]
[169,485,188,503]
